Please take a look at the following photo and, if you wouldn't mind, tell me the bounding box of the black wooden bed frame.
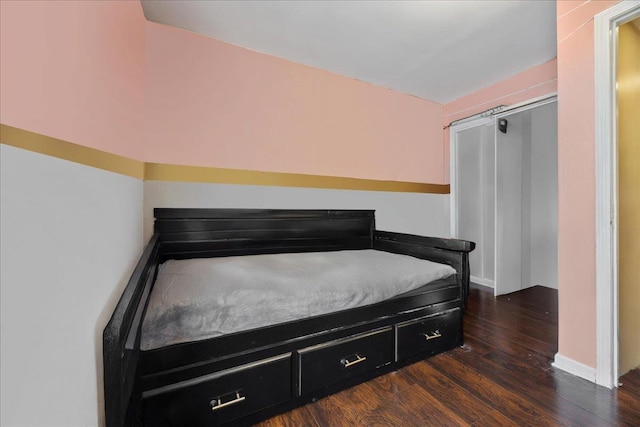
[104,209,474,426]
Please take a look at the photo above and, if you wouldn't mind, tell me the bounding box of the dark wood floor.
[257,284,640,426]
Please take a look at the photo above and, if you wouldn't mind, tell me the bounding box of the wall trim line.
[144,163,449,194]
[0,124,449,194]
[0,124,145,179]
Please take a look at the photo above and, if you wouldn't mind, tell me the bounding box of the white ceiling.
[141,0,557,104]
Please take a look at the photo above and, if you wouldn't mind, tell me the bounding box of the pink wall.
[443,59,558,125]
[442,59,558,183]
[439,0,621,369]
[556,0,619,368]
[0,0,146,160]
[2,0,626,378]
[0,2,446,185]
[145,22,445,184]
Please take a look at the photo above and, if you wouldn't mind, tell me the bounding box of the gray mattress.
[140,249,456,350]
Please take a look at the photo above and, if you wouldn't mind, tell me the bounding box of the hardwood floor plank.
[254,405,320,427]
[496,285,558,313]
[619,368,640,390]
[310,370,469,426]
[428,353,565,427]
[458,334,495,356]
[470,410,526,427]
[465,299,558,341]
[464,312,557,358]
[467,291,558,325]
[259,284,640,426]
[446,348,609,426]
[467,297,558,331]
[552,369,640,426]
[400,361,499,424]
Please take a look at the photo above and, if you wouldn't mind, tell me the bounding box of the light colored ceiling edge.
[143,16,437,106]
[140,1,557,104]
[0,124,449,194]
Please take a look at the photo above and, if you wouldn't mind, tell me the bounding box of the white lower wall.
[529,103,558,288]
[0,145,143,427]
[143,181,451,242]
[519,103,559,289]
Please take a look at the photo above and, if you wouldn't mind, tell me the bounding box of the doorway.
[594,2,640,388]
[451,98,558,297]
[616,17,640,378]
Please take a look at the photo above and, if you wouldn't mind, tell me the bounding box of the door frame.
[594,0,640,389]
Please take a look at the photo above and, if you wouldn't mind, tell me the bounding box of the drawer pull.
[423,330,442,341]
[341,354,367,368]
[210,391,245,411]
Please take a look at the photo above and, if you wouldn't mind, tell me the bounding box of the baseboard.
[470,276,494,288]
[552,353,596,383]
[528,283,558,290]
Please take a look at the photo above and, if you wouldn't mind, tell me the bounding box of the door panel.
[495,115,523,296]
[455,122,495,286]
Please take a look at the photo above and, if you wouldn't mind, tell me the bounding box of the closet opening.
[451,97,558,297]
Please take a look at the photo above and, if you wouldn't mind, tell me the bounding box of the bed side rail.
[373,231,475,307]
[103,234,160,427]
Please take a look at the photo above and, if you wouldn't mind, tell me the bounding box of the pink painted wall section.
[556,0,619,368]
[443,59,558,124]
[441,59,558,183]
[145,22,444,184]
[0,0,146,159]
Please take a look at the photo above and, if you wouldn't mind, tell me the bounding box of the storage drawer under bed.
[297,326,394,396]
[141,353,291,426]
[395,308,461,361]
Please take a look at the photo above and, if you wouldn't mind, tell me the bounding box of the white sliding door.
[495,114,525,295]
[453,120,495,287]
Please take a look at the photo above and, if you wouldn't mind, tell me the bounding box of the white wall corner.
[552,353,597,383]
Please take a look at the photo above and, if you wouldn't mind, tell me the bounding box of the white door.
[452,119,495,287]
[494,114,524,295]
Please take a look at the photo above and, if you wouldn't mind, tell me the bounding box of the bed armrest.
[374,231,475,253]
[103,234,160,427]
[373,231,475,308]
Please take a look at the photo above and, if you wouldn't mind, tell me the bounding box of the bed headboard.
[154,208,376,261]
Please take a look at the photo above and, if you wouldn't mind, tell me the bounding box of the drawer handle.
[210,391,245,412]
[423,330,442,341]
[341,354,367,368]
